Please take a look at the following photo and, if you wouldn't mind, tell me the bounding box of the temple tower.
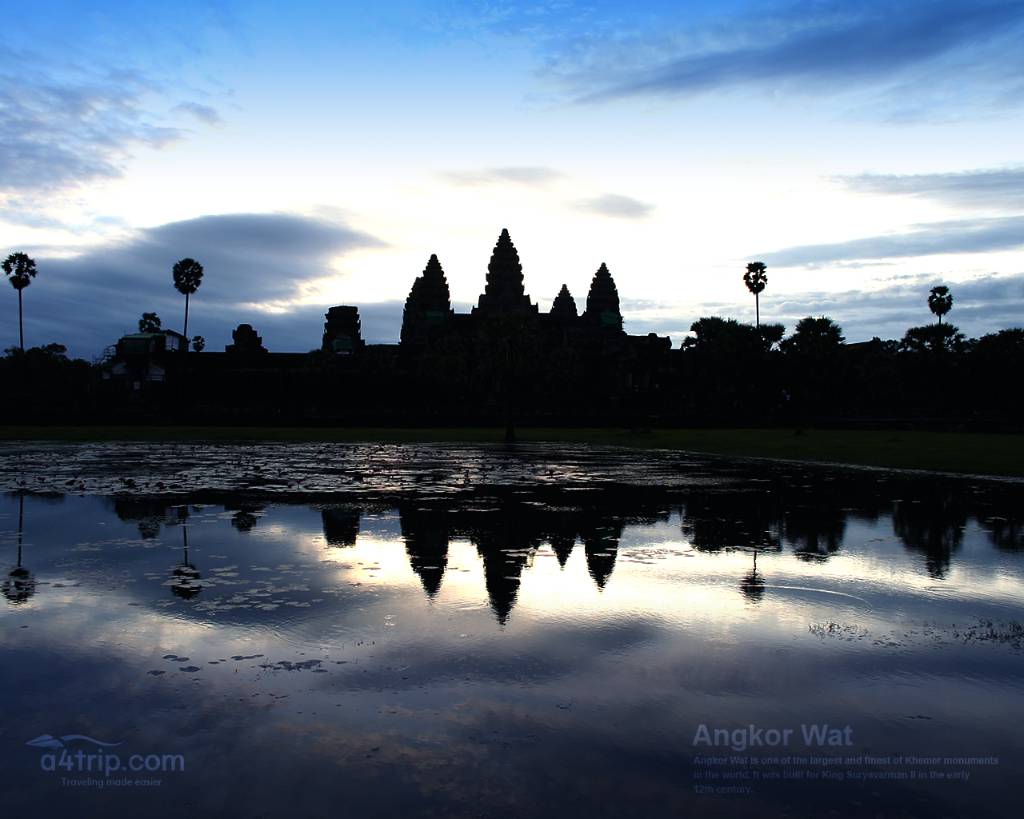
[401,254,453,345]
[582,263,623,331]
[322,306,365,354]
[472,228,537,317]
[549,284,578,324]
[225,323,267,354]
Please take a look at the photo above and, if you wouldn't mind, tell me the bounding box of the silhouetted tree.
[3,252,37,352]
[172,257,204,343]
[782,317,844,357]
[928,285,953,325]
[682,317,782,420]
[138,312,162,333]
[900,323,965,354]
[192,335,205,352]
[743,261,767,327]
[970,328,1024,412]
[779,318,845,418]
[759,322,785,350]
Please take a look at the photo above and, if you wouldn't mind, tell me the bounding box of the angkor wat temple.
[399,229,636,345]
[105,229,677,424]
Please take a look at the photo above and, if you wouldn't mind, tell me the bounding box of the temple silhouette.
[100,229,675,425]
[7,226,1019,427]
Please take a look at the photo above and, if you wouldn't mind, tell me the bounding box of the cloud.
[836,167,1024,210]
[0,15,228,200]
[575,193,654,219]
[759,216,1024,268]
[0,61,185,194]
[441,166,564,187]
[626,272,1024,344]
[769,273,1024,341]
[561,0,1024,107]
[171,101,223,125]
[4,213,384,358]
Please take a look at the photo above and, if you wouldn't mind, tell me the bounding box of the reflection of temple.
[580,519,624,590]
[91,471,1020,622]
[322,506,361,547]
[398,496,657,624]
[398,505,449,597]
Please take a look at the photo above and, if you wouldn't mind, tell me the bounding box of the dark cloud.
[4,213,385,358]
[836,167,1024,210]
[441,166,564,187]
[759,216,1024,268]
[575,193,654,219]
[566,0,1024,106]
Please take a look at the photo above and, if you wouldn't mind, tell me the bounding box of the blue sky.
[2,0,1024,356]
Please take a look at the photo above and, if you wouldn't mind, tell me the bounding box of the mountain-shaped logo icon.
[26,734,122,749]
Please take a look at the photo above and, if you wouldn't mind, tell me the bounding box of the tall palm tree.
[172,258,204,343]
[743,261,768,327]
[928,285,953,325]
[3,252,37,351]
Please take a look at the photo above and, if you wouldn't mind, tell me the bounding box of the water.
[0,443,1021,818]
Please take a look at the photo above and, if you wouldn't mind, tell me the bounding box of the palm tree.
[743,261,768,327]
[172,258,204,343]
[3,252,37,351]
[928,285,953,324]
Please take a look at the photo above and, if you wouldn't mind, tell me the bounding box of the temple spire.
[549,284,578,322]
[474,228,536,316]
[582,262,623,331]
[402,253,453,344]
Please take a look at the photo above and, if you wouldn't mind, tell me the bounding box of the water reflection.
[1,460,1022,819]
[739,550,766,603]
[892,488,968,578]
[2,492,35,604]
[170,514,202,600]
[7,470,1014,621]
[227,503,263,533]
[322,505,361,547]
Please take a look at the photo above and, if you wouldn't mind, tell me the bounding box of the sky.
[2,0,1024,358]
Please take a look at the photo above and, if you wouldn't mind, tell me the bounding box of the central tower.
[472,228,537,317]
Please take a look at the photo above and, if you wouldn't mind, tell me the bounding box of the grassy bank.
[1,426,1021,477]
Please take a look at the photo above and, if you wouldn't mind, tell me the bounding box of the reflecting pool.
[0,443,1021,818]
